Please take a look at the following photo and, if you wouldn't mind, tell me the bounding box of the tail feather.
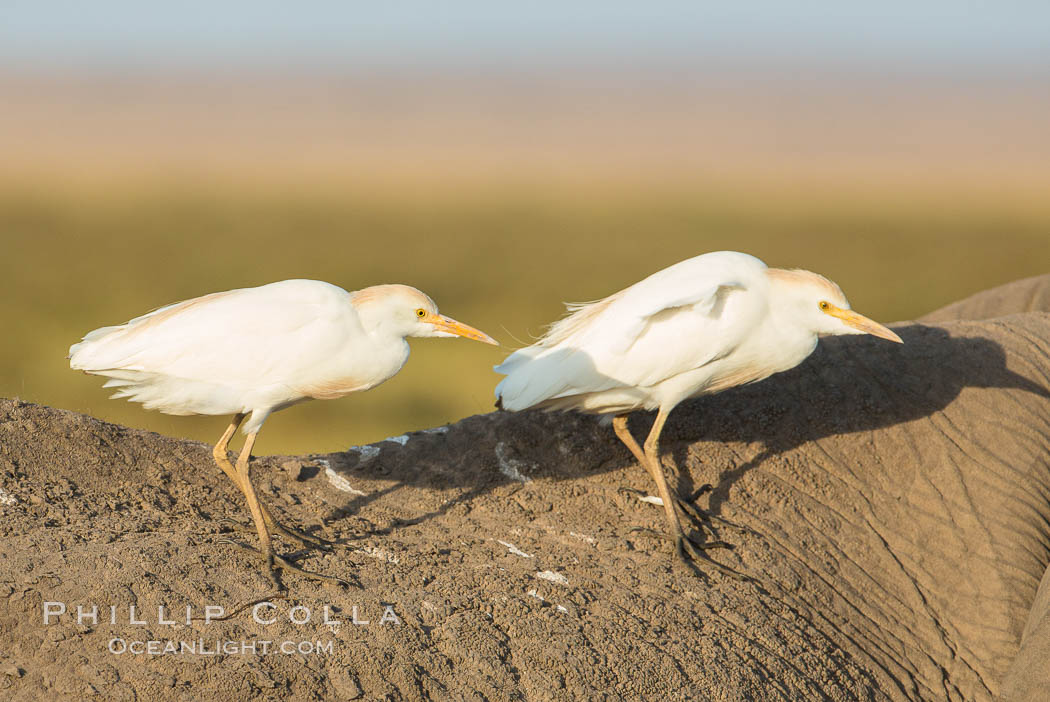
[69,324,150,373]
[494,346,605,411]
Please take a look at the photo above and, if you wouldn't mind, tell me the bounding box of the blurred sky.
[3,1,1049,195]
[1,1,1048,70]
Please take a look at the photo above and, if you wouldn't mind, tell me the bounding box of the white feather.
[494,251,857,414]
[70,280,493,434]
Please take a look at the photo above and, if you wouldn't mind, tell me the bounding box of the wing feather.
[495,251,768,411]
[69,280,362,413]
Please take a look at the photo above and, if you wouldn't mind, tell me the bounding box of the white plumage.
[494,251,901,575]
[71,280,495,433]
[70,279,496,588]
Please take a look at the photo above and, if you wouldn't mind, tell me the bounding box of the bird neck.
[354,315,412,375]
[364,326,414,365]
[764,277,821,367]
[353,302,411,345]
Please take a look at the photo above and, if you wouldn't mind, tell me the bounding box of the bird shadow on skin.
[320,481,492,538]
[312,438,518,539]
[314,321,1049,535]
[662,322,1050,519]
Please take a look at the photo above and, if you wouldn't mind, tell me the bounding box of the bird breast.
[296,336,410,401]
[690,319,819,397]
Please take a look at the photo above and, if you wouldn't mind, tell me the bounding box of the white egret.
[70,280,497,588]
[494,251,901,576]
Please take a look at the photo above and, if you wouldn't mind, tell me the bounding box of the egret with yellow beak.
[494,251,901,577]
[70,280,497,588]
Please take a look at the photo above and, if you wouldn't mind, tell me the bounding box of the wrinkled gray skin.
[3,275,1049,700]
[911,274,1050,701]
[918,273,1050,325]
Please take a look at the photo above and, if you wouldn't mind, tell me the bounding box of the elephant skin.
[920,273,1050,324]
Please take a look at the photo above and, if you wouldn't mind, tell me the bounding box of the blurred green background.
[2,4,1048,454]
[4,184,1048,454]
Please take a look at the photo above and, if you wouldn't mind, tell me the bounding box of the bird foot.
[628,527,751,581]
[673,532,753,581]
[676,488,752,535]
[628,526,732,551]
[618,486,751,536]
[220,516,336,551]
[217,538,356,589]
[268,519,337,550]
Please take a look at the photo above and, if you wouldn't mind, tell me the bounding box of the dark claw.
[619,486,751,535]
[220,517,337,551]
[269,521,336,551]
[628,526,732,551]
[218,538,356,588]
[621,485,755,580]
[675,497,751,535]
[628,527,751,580]
[204,592,288,622]
[688,484,714,501]
[674,534,753,581]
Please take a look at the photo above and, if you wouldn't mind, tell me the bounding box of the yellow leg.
[614,409,685,534]
[212,415,329,548]
[617,408,747,579]
[234,431,281,589]
[641,408,683,539]
[614,412,676,524]
[212,414,246,486]
[210,417,350,588]
[612,414,646,465]
[614,410,679,529]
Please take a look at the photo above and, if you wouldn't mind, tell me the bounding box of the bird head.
[352,284,498,345]
[769,269,902,344]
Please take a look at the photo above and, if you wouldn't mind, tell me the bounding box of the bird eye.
[819,301,830,311]
[416,308,427,318]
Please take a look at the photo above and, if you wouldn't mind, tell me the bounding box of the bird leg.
[615,413,715,534]
[640,409,687,539]
[614,414,748,536]
[612,414,647,465]
[675,489,750,534]
[233,431,281,589]
[214,425,349,589]
[614,411,748,579]
[216,538,353,587]
[212,415,332,550]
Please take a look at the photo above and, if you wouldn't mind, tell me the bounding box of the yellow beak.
[429,314,499,345]
[827,306,903,343]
